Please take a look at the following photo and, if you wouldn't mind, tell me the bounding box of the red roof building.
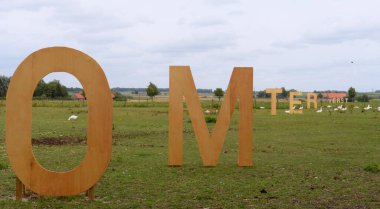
[72,92,86,101]
[324,93,347,99]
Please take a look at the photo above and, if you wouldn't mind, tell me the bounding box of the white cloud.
[0,0,380,91]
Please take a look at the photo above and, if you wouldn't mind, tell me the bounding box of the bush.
[357,94,370,102]
[364,163,379,173]
[211,103,220,109]
[201,101,222,109]
[0,162,8,170]
[205,116,217,123]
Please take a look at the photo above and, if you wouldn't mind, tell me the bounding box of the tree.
[317,92,324,106]
[33,79,69,99]
[348,87,356,102]
[112,91,127,101]
[257,90,270,98]
[214,88,225,101]
[0,75,10,98]
[34,80,46,97]
[146,82,159,101]
[280,87,289,99]
[357,94,369,102]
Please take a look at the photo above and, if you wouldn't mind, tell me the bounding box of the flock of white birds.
[257,104,380,114]
[67,105,380,120]
[204,109,219,115]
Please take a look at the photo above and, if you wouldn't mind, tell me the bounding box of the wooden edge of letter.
[169,66,253,167]
[6,47,113,198]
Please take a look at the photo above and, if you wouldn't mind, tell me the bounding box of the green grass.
[0,102,380,208]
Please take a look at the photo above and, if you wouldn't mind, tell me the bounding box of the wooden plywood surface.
[169,66,253,167]
[289,92,303,114]
[6,47,113,196]
[307,93,318,110]
[265,88,282,115]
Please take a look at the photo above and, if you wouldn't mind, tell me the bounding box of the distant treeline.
[1,75,69,99]
[68,87,214,94]
[111,87,213,94]
[66,87,83,93]
[255,87,296,99]
[254,88,348,99]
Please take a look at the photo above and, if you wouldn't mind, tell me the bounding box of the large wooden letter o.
[6,47,113,196]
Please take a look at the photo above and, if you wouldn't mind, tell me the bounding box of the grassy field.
[0,101,380,208]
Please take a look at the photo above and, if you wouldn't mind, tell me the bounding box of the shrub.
[205,116,217,123]
[0,162,8,170]
[364,163,379,173]
[211,103,220,109]
[357,94,370,102]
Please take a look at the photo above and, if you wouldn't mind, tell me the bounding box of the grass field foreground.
[0,101,380,208]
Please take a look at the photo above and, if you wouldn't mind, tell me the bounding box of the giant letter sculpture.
[169,66,253,167]
[6,47,113,198]
[307,93,318,110]
[289,92,303,114]
[265,88,282,115]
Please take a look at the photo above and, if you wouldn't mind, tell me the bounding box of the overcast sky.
[1,0,380,91]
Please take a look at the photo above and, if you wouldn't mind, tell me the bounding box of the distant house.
[324,93,347,99]
[324,93,348,103]
[72,91,117,101]
[72,92,86,101]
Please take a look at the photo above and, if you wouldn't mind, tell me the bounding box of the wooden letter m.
[169,66,253,167]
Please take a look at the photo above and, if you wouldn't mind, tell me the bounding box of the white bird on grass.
[292,106,296,110]
[364,105,372,111]
[204,110,211,114]
[285,110,290,114]
[299,106,304,110]
[337,105,343,110]
[377,107,380,112]
[327,105,332,108]
[316,107,323,113]
[259,107,265,109]
[68,115,78,121]
[354,106,360,109]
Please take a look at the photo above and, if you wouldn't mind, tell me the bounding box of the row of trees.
[34,80,69,99]
[146,82,226,102]
[1,75,69,99]
[1,76,372,103]
[254,86,370,103]
[256,87,307,99]
[2,75,164,101]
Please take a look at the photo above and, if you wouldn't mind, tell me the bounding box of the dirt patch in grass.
[32,136,86,145]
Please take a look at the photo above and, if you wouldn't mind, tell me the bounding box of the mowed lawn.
[0,102,380,208]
